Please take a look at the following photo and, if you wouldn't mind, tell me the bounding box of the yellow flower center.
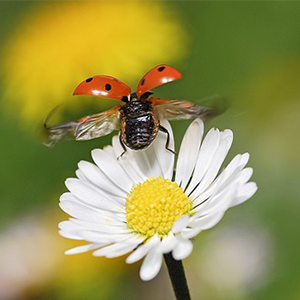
[126,177,192,238]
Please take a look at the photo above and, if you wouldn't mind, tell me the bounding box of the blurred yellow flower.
[1,1,186,125]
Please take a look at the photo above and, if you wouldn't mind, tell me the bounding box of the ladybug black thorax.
[121,98,152,117]
[120,96,159,150]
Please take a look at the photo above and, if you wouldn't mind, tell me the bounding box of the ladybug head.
[130,92,138,102]
[130,91,153,102]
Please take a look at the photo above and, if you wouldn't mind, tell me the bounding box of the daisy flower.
[59,119,257,282]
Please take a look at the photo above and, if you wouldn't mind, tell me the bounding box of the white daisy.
[59,119,257,281]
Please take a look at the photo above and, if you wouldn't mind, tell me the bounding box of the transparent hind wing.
[44,105,121,146]
[76,105,121,140]
[152,99,223,120]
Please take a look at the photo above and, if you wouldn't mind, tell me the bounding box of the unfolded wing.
[44,105,121,146]
[152,99,224,121]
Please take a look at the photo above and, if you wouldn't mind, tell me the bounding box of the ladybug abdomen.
[122,114,158,150]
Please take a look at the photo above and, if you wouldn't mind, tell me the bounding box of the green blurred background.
[0,1,299,300]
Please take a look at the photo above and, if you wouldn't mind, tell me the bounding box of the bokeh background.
[0,1,299,300]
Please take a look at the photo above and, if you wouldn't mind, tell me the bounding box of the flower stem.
[164,253,191,300]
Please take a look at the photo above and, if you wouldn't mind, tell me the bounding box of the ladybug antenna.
[140,91,153,100]
[130,92,137,101]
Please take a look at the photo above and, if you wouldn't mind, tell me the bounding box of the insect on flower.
[45,65,225,156]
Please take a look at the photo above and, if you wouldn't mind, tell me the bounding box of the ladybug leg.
[159,125,177,155]
[117,134,127,159]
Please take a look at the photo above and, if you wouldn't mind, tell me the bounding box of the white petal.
[172,238,193,260]
[130,150,155,178]
[59,199,125,225]
[111,137,129,157]
[175,119,203,189]
[103,144,116,158]
[126,235,159,264]
[59,229,82,240]
[78,160,126,198]
[193,167,255,210]
[111,136,146,183]
[126,121,174,180]
[171,216,190,233]
[191,153,250,207]
[201,167,253,204]
[157,233,177,254]
[180,227,202,239]
[79,230,133,243]
[65,179,124,212]
[180,211,224,238]
[125,143,162,179]
[92,149,134,193]
[69,218,128,232]
[119,154,148,182]
[192,183,238,217]
[60,192,126,221]
[139,145,162,178]
[111,134,126,159]
[105,243,140,258]
[93,236,143,258]
[189,130,233,199]
[231,182,258,206]
[152,119,175,180]
[59,219,130,238]
[189,211,225,231]
[60,200,108,222]
[140,249,163,281]
[75,169,88,182]
[185,128,221,195]
[216,153,250,192]
[237,167,253,185]
[65,243,104,255]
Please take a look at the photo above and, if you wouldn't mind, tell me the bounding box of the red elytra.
[73,75,131,101]
[136,65,182,97]
[73,65,182,101]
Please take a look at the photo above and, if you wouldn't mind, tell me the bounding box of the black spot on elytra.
[121,96,128,102]
[105,83,112,91]
[86,77,93,83]
[158,66,166,72]
[141,78,145,86]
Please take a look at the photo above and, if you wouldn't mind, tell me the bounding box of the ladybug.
[45,64,222,157]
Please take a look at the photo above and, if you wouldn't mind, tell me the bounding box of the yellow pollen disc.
[126,176,192,238]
